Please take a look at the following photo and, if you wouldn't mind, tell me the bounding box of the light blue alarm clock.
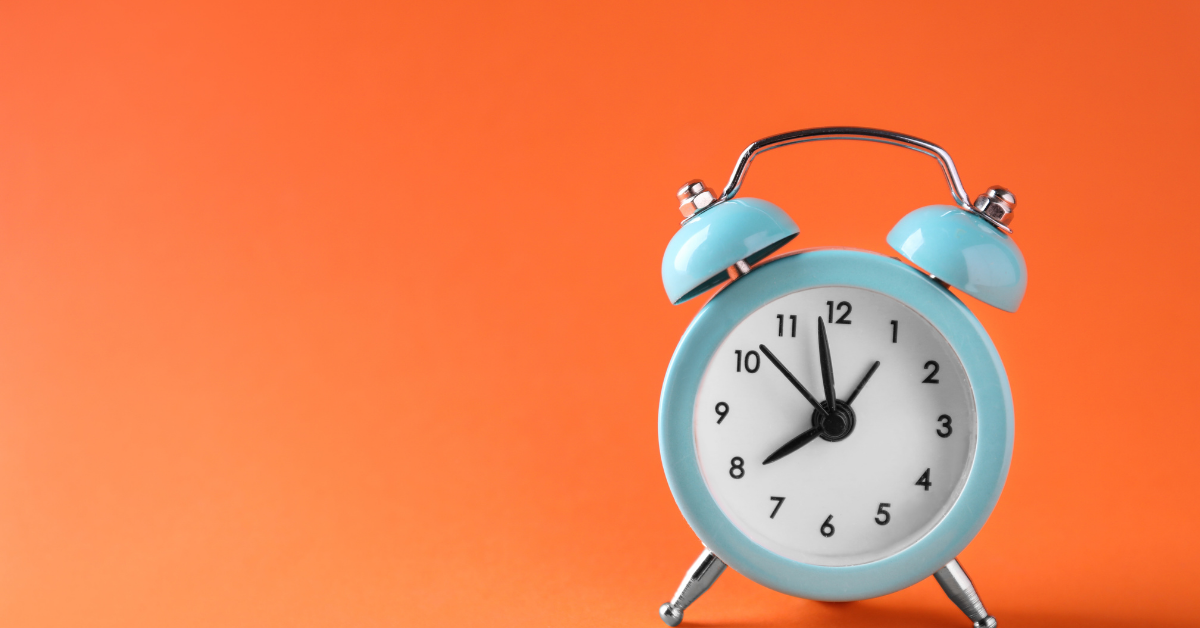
[656,128,1025,627]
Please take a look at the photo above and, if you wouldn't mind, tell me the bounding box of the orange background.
[0,2,1197,626]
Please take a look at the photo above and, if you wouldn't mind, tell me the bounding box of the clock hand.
[817,317,836,412]
[758,343,827,416]
[763,360,879,466]
[762,426,822,465]
[761,361,878,466]
[844,360,881,406]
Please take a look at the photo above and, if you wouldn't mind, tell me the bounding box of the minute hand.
[817,317,837,410]
[758,344,827,416]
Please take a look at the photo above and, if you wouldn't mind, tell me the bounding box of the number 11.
[776,314,796,337]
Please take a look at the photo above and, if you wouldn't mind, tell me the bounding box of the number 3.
[937,414,952,437]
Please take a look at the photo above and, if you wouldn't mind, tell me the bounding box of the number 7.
[769,496,785,519]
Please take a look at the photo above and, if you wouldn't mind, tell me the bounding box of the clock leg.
[658,548,726,626]
[935,558,998,628]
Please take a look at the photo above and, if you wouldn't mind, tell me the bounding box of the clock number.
[936,414,952,437]
[890,320,898,343]
[916,468,932,491]
[825,301,852,324]
[729,457,745,479]
[734,350,760,373]
[747,351,759,372]
[715,402,730,424]
[875,503,892,525]
[776,314,797,337]
[922,360,940,383]
[769,496,785,519]
[820,515,835,537]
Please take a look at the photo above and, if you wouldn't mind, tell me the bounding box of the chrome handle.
[719,127,974,212]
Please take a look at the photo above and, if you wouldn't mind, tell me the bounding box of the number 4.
[916,468,931,491]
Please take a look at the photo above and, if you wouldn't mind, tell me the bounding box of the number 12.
[826,301,852,324]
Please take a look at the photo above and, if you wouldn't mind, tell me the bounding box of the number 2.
[922,360,940,383]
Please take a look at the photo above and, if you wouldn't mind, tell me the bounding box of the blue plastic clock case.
[658,248,1015,600]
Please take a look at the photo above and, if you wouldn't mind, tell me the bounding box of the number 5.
[875,503,891,525]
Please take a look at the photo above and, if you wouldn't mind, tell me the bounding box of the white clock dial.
[694,286,976,567]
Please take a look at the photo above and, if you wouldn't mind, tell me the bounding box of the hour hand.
[762,426,822,465]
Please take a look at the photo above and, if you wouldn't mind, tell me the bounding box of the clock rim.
[659,247,1014,601]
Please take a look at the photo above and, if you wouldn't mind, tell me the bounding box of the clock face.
[694,285,976,567]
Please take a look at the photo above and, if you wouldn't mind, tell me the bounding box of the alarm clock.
[656,128,1024,627]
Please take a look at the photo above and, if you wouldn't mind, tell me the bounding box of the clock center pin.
[813,400,856,442]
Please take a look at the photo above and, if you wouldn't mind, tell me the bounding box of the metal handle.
[720,127,974,212]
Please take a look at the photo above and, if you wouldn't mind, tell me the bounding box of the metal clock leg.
[935,559,998,627]
[658,548,726,626]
